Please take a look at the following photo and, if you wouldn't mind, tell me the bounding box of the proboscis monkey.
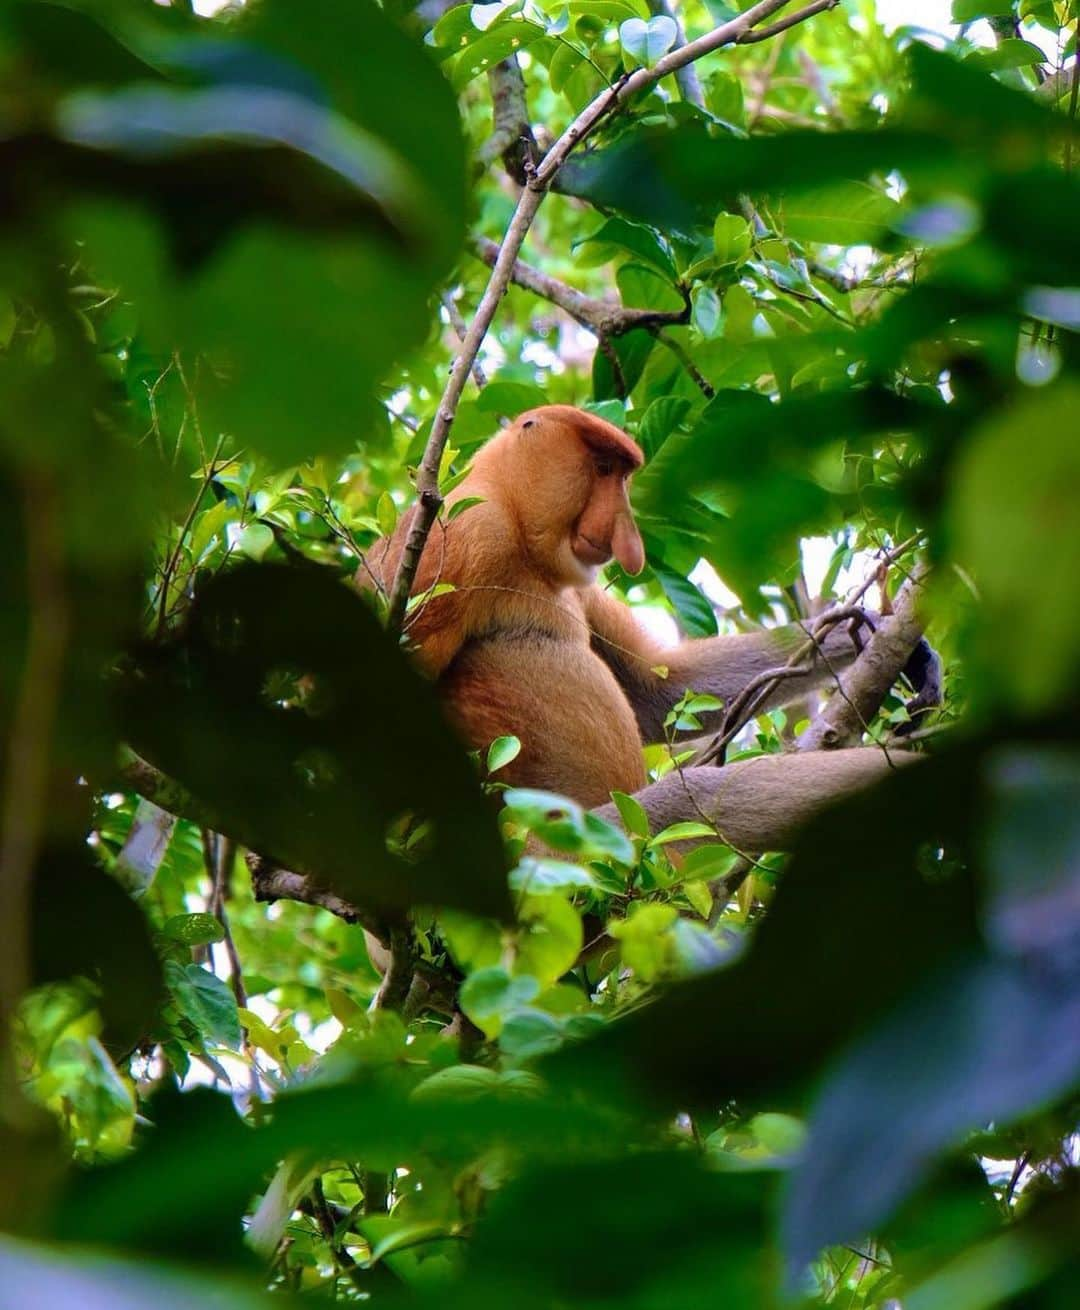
[367,405,890,809]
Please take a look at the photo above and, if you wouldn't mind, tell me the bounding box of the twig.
[441,293,488,389]
[651,328,716,398]
[245,854,389,946]
[471,236,690,337]
[739,0,839,45]
[153,432,226,638]
[696,605,868,764]
[387,0,828,632]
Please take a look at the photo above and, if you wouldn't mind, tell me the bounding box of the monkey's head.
[481,405,645,586]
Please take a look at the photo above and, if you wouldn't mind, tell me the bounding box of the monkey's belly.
[440,636,647,808]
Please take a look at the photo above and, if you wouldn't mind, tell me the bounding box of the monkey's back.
[439,633,646,808]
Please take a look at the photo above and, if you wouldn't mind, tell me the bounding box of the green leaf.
[499,1009,565,1062]
[487,735,522,773]
[476,379,550,414]
[451,22,546,91]
[410,1064,501,1102]
[713,212,752,265]
[617,262,685,312]
[611,790,650,838]
[162,913,225,948]
[503,789,632,863]
[509,858,599,893]
[376,491,397,536]
[683,879,712,919]
[573,216,677,281]
[692,285,722,338]
[470,1,523,31]
[236,522,274,561]
[609,903,678,980]
[782,182,900,245]
[951,0,1014,17]
[948,382,1080,712]
[517,894,583,984]
[460,967,540,1037]
[650,821,717,845]
[440,909,503,971]
[652,562,719,637]
[165,962,242,1049]
[569,0,648,20]
[750,1112,805,1157]
[619,15,677,66]
[447,495,486,522]
[636,396,690,459]
[679,843,739,882]
[965,39,1046,71]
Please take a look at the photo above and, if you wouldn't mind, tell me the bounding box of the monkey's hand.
[893,635,943,736]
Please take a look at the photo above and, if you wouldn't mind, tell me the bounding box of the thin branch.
[471,236,690,337]
[441,293,488,389]
[387,0,826,632]
[245,854,389,946]
[652,328,716,398]
[697,605,868,763]
[739,0,839,45]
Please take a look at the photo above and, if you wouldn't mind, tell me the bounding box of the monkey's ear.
[569,410,644,471]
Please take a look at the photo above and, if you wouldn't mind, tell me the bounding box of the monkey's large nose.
[612,516,645,575]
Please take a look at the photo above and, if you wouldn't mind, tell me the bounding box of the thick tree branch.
[471,235,690,336]
[386,0,832,632]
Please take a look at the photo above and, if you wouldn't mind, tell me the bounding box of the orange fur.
[364,405,863,805]
[365,407,649,800]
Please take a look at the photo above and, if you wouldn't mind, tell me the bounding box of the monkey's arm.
[593,747,912,850]
[584,587,863,744]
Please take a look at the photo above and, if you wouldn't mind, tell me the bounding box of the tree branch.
[478,56,539,183]
[739,0,839,45]
[471,236,690,336]
[386,0,831,632]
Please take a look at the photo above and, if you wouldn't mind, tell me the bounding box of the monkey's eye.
[522,419,536,430]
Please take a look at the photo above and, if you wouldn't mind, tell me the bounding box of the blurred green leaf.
[162,913,224,948]
[948,383,1080,713]
[118,564,510,919]
[165,962,242,1049]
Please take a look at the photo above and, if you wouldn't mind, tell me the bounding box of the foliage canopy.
[1,0,1078,1306]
